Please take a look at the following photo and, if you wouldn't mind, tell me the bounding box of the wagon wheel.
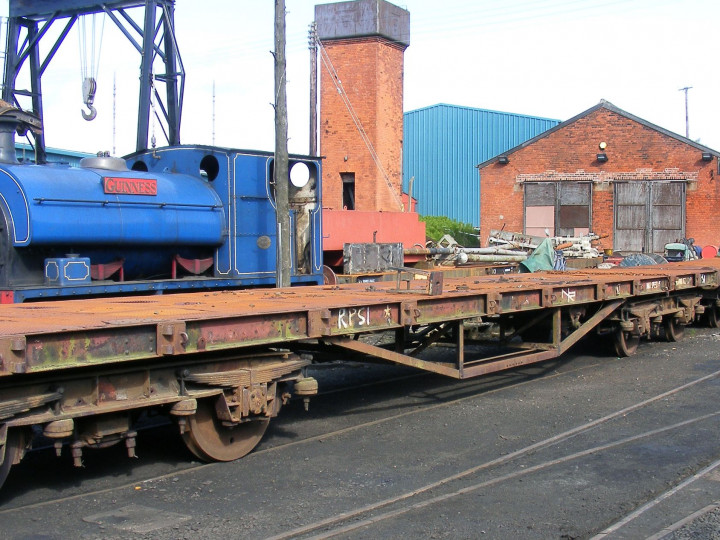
[322,265,338,285]
[182,399,270,462]
[0,429,25,491]
[613,326,639,357]
[664,317,684,342]
[706,305,720,328]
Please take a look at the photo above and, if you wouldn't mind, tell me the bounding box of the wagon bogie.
[0,351,314,491]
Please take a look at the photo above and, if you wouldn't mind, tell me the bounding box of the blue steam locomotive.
[0,114,323,302]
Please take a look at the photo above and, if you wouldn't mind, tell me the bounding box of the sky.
[2,0,718,158]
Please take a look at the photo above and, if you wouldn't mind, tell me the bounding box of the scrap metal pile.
[409,230,604,271]
[486,229,602,260]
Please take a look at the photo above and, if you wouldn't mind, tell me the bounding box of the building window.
[341,172,355,210]
[524,182,591,237]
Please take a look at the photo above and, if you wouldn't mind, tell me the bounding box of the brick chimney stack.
[315,0,410,212]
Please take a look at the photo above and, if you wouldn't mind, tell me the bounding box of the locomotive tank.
[0,154,225,284]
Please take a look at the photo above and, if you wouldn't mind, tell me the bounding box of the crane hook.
[81,103,97,121]
[81,77,97,121]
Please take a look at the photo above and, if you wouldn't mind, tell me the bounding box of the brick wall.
[319,36,406,212]
[479,105,719,249]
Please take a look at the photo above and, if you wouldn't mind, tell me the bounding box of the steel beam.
[3,0,183,156]
[323,336,460,378]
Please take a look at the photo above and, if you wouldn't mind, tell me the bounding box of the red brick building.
[478,101,720,253]
[315,0,425,265]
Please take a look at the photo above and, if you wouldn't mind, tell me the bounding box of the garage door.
[614,182,684,253]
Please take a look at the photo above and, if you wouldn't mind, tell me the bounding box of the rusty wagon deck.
[1,259,719,376]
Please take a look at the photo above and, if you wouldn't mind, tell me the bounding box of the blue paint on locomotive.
[0,161,224,246]
[0,145,323,301]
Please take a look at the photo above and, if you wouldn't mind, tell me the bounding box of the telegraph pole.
[679,86,692,138]
[274,0,291,288]
[212,80,216,146]
[308,21,318,156]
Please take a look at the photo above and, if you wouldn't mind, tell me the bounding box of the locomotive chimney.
[0,118,19,164]
[0,100,43,164]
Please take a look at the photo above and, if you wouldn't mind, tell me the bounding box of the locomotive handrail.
[33,197,222,209]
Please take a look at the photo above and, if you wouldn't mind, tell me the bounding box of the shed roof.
[476,100,720,169]
[406,102,559,123]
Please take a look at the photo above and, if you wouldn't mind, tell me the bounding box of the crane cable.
[78,13,106,121]
[315,36,405,212]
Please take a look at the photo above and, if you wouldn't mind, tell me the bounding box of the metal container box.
[44,257,91,286]
[343,242,403,274]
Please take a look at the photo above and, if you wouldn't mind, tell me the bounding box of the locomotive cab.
[127,145,323,287]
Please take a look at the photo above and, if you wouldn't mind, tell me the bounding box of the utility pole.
[274,0,291,288]
[212,80,216,146]
[679,86,692,138]
[112,72,116,155]
[308,21,318,156]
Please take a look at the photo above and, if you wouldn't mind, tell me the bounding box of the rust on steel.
[324,299,622,380]
[0,260,719,377]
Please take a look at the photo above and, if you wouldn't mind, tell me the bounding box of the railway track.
[2,331,720,540]
[283,414,720,540]
[267,365,720,539]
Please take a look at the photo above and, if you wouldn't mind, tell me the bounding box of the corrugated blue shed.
[15,143,92,166]
[403,104,559,227]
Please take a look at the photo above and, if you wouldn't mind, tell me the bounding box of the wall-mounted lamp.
[702,152,713,161]
[498,156,509,164]
[596,153,608,163]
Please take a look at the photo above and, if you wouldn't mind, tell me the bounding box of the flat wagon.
[1,259,719,491]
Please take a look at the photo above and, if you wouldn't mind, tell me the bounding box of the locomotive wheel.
[182,399,270,462]
[613,326,639,357]
[664,317,684,342]
[706,305,720,328]
[0,430,24,491]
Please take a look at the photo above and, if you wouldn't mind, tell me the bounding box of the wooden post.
[274,0,291,288]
